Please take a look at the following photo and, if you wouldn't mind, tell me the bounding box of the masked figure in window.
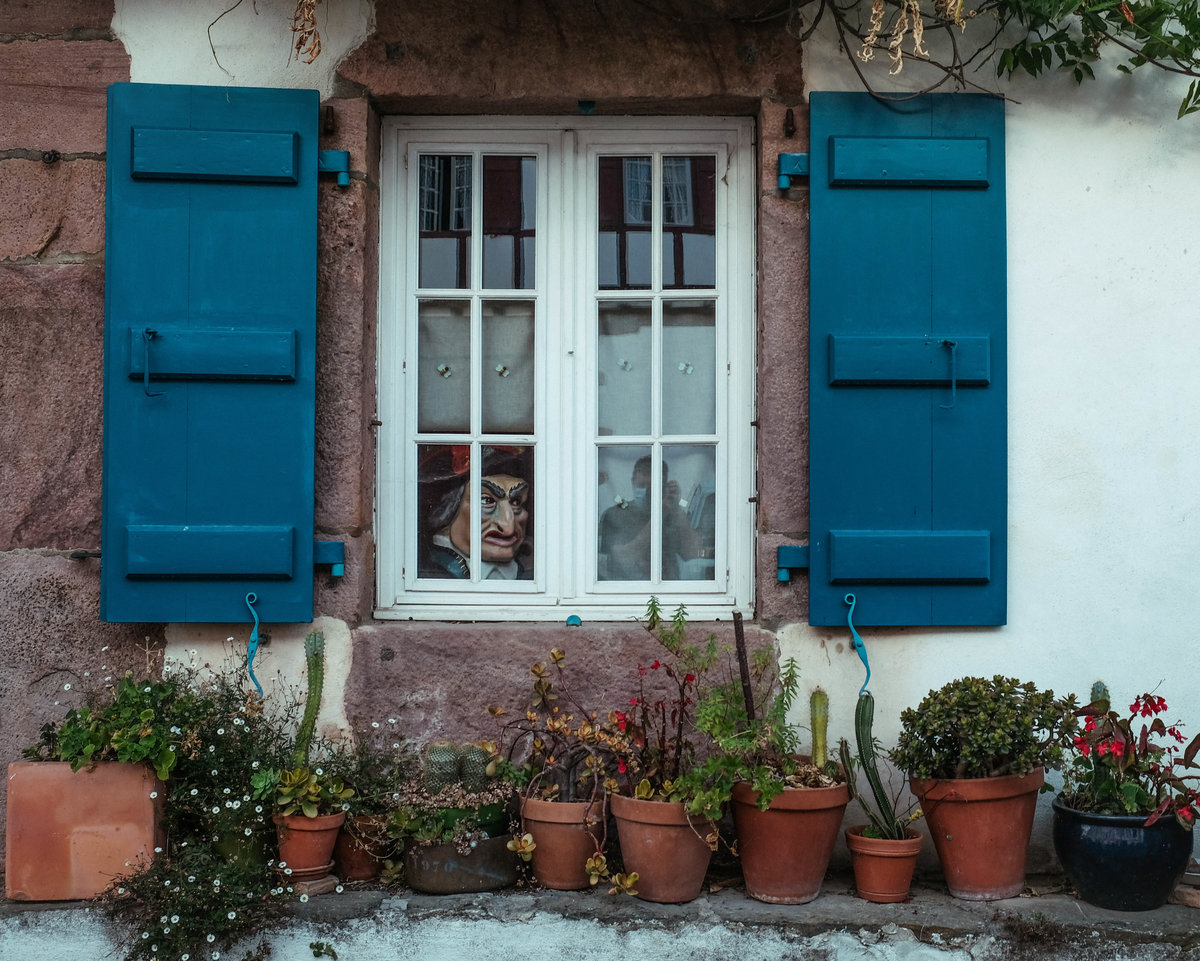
[599,456,697,580]
[419,445,533,580]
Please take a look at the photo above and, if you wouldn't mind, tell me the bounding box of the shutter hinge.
[314,540,346,577]
[318,150,351,188]
[776,544,810,583]
[777,153,809,190]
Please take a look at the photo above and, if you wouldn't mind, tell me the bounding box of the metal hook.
[245,592,264,700]
[143,328,164,397]
[845,592,871,696]
[940,339,957,410]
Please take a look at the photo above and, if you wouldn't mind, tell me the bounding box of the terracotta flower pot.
[334,814,391,881]
[610,794,714,903]
[520,796,605,890]
[910,767,1043,900]
[274,811,346,881]
[731,779,850,904]
[844,826,924,903]
[5,760,166,901]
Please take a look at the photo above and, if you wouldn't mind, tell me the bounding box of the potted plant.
[252,630,354,881]
[489,648,629,890]
[892,674,1076,901]
[9,670,186,900]
[838,690,924,903]
[389,740,518,894]
[1052,681,1200,911]
[607,598,720,903]
[687,631,849,905]
[326,722,415,881]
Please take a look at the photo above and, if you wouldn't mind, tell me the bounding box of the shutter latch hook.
[940,338,958,410]
[245,592,264,700]
[142,328,164,397]
[845,592,871,696]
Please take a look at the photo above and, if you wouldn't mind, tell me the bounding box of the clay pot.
[731,779,851,904]
[844,826,924,903]
[5,760,166,901]
[334,814,391,881]
[911,767,1043,900]
[520,796,605,890]
[405,835,520,894]
[274,811,346,881]
[610,794,714,903]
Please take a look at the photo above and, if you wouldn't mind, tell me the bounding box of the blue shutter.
[808,93,1006,627]
[102,83,319,623]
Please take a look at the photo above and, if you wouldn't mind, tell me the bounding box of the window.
[377,118,755,620]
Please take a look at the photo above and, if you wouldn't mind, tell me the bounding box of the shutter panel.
[808,92,1006,627]
[102,83,319,624]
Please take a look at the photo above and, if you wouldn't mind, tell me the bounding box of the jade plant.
[892,674,1078,781]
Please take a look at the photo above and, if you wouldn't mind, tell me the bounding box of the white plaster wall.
[789,22,1200,847]
[113,0,374,100]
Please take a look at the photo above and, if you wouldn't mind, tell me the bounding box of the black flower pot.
[1052,795,1193,911]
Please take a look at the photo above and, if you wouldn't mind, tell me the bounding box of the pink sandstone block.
[5,760,166,901]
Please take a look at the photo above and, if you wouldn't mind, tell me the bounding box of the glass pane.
[483,156,536,289]
[597,446,651,581]
[482,300,535,433]
[597,301,652,436]
[418,154,472,288]
[663,444,717,581]
[418,444,534,580]
[417,300,471,433]
[662,300,716,435]
[598,156,651,290]
[663,156,715,289]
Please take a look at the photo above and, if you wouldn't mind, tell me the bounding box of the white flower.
[208,745,216,753]
[217,728,225,736]
[191,789,199,796]
[144,687,151,693]
[118,888,126,895]
[170,916,179,924]
[227,911,236,920]
[83,671,90,677]
[212,807,220,814]
[315,768,323,776]
[211,769,218,776]
[223,787,231,794]
[251,761,259,769]
[63,683,72,691]
[160,916,168,924]
[154,846,162,853]
[207,935,215,943]
[284,867,292,875]
[255,805,263,813]
[183,955,190,960]
[299,894,309,903]
[277,861,287,868]
[150,792,158,799]
[102,645,110,652]
[371,721,380,728]
[142,933,150,940]
[187,876,195,883]
[213,953,220,960]
[388,718,396,724]
[335,885,344,893]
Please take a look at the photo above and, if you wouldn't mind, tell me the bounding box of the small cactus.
[291,630,325,768]
[1089,680,1111,713]
[810,687,829,765]
[422,741,496,795]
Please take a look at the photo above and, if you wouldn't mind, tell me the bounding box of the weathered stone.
[0,264,106,548]
[313,532,374,627]
[344,620,776,748]
[1,39,130,153]
[1,0,116,36]
[0,158,106,260]
[338,0,804,112]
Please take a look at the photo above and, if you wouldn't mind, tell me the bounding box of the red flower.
[638,663,646,677]
[684,673,696,684]
[1180,807,1194,823]
[650,660,661,670]
[1096,741,1109,756]
[1084,717,1098,732]
[617,759,627,773]
[629,697,639,706]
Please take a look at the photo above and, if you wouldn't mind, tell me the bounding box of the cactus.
[810,687,829,765]
[1089,680,1111,714]
[422,741,495,795]
[847,691,904,838]
[290,630,325,768]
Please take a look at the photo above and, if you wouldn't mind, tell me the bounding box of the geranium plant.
[1060,681,1200,827]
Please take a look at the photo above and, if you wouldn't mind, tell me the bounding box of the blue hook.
[845,593,871,696]
[245,592,264,700]
[143,328,164,397]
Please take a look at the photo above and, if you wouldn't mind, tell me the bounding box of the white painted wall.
[788,22,1200,848]
[113,0,374,100]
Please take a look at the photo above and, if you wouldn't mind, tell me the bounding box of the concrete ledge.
[3,873,1199,961]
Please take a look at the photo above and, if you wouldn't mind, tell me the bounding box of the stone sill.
[3,872,1198,961]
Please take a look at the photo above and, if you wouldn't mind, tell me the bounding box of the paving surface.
[3,871,1199,961]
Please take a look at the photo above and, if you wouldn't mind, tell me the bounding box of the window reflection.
[483,156,536,289]
[419,155,472,288]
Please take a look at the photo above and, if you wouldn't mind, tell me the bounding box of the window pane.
[482,300,535,433]
[598,156,652,290]
[597,301,652,436]
[662,300,716,435]
[417,300,471,433]
[482,156,536,289]
[664,444,716,581]
[418,154,472,288]
[418,444,534,580]
[663,156,715,289]
[597,445,651,581]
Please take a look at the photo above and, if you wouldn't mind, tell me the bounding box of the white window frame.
[377,116,756,621]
